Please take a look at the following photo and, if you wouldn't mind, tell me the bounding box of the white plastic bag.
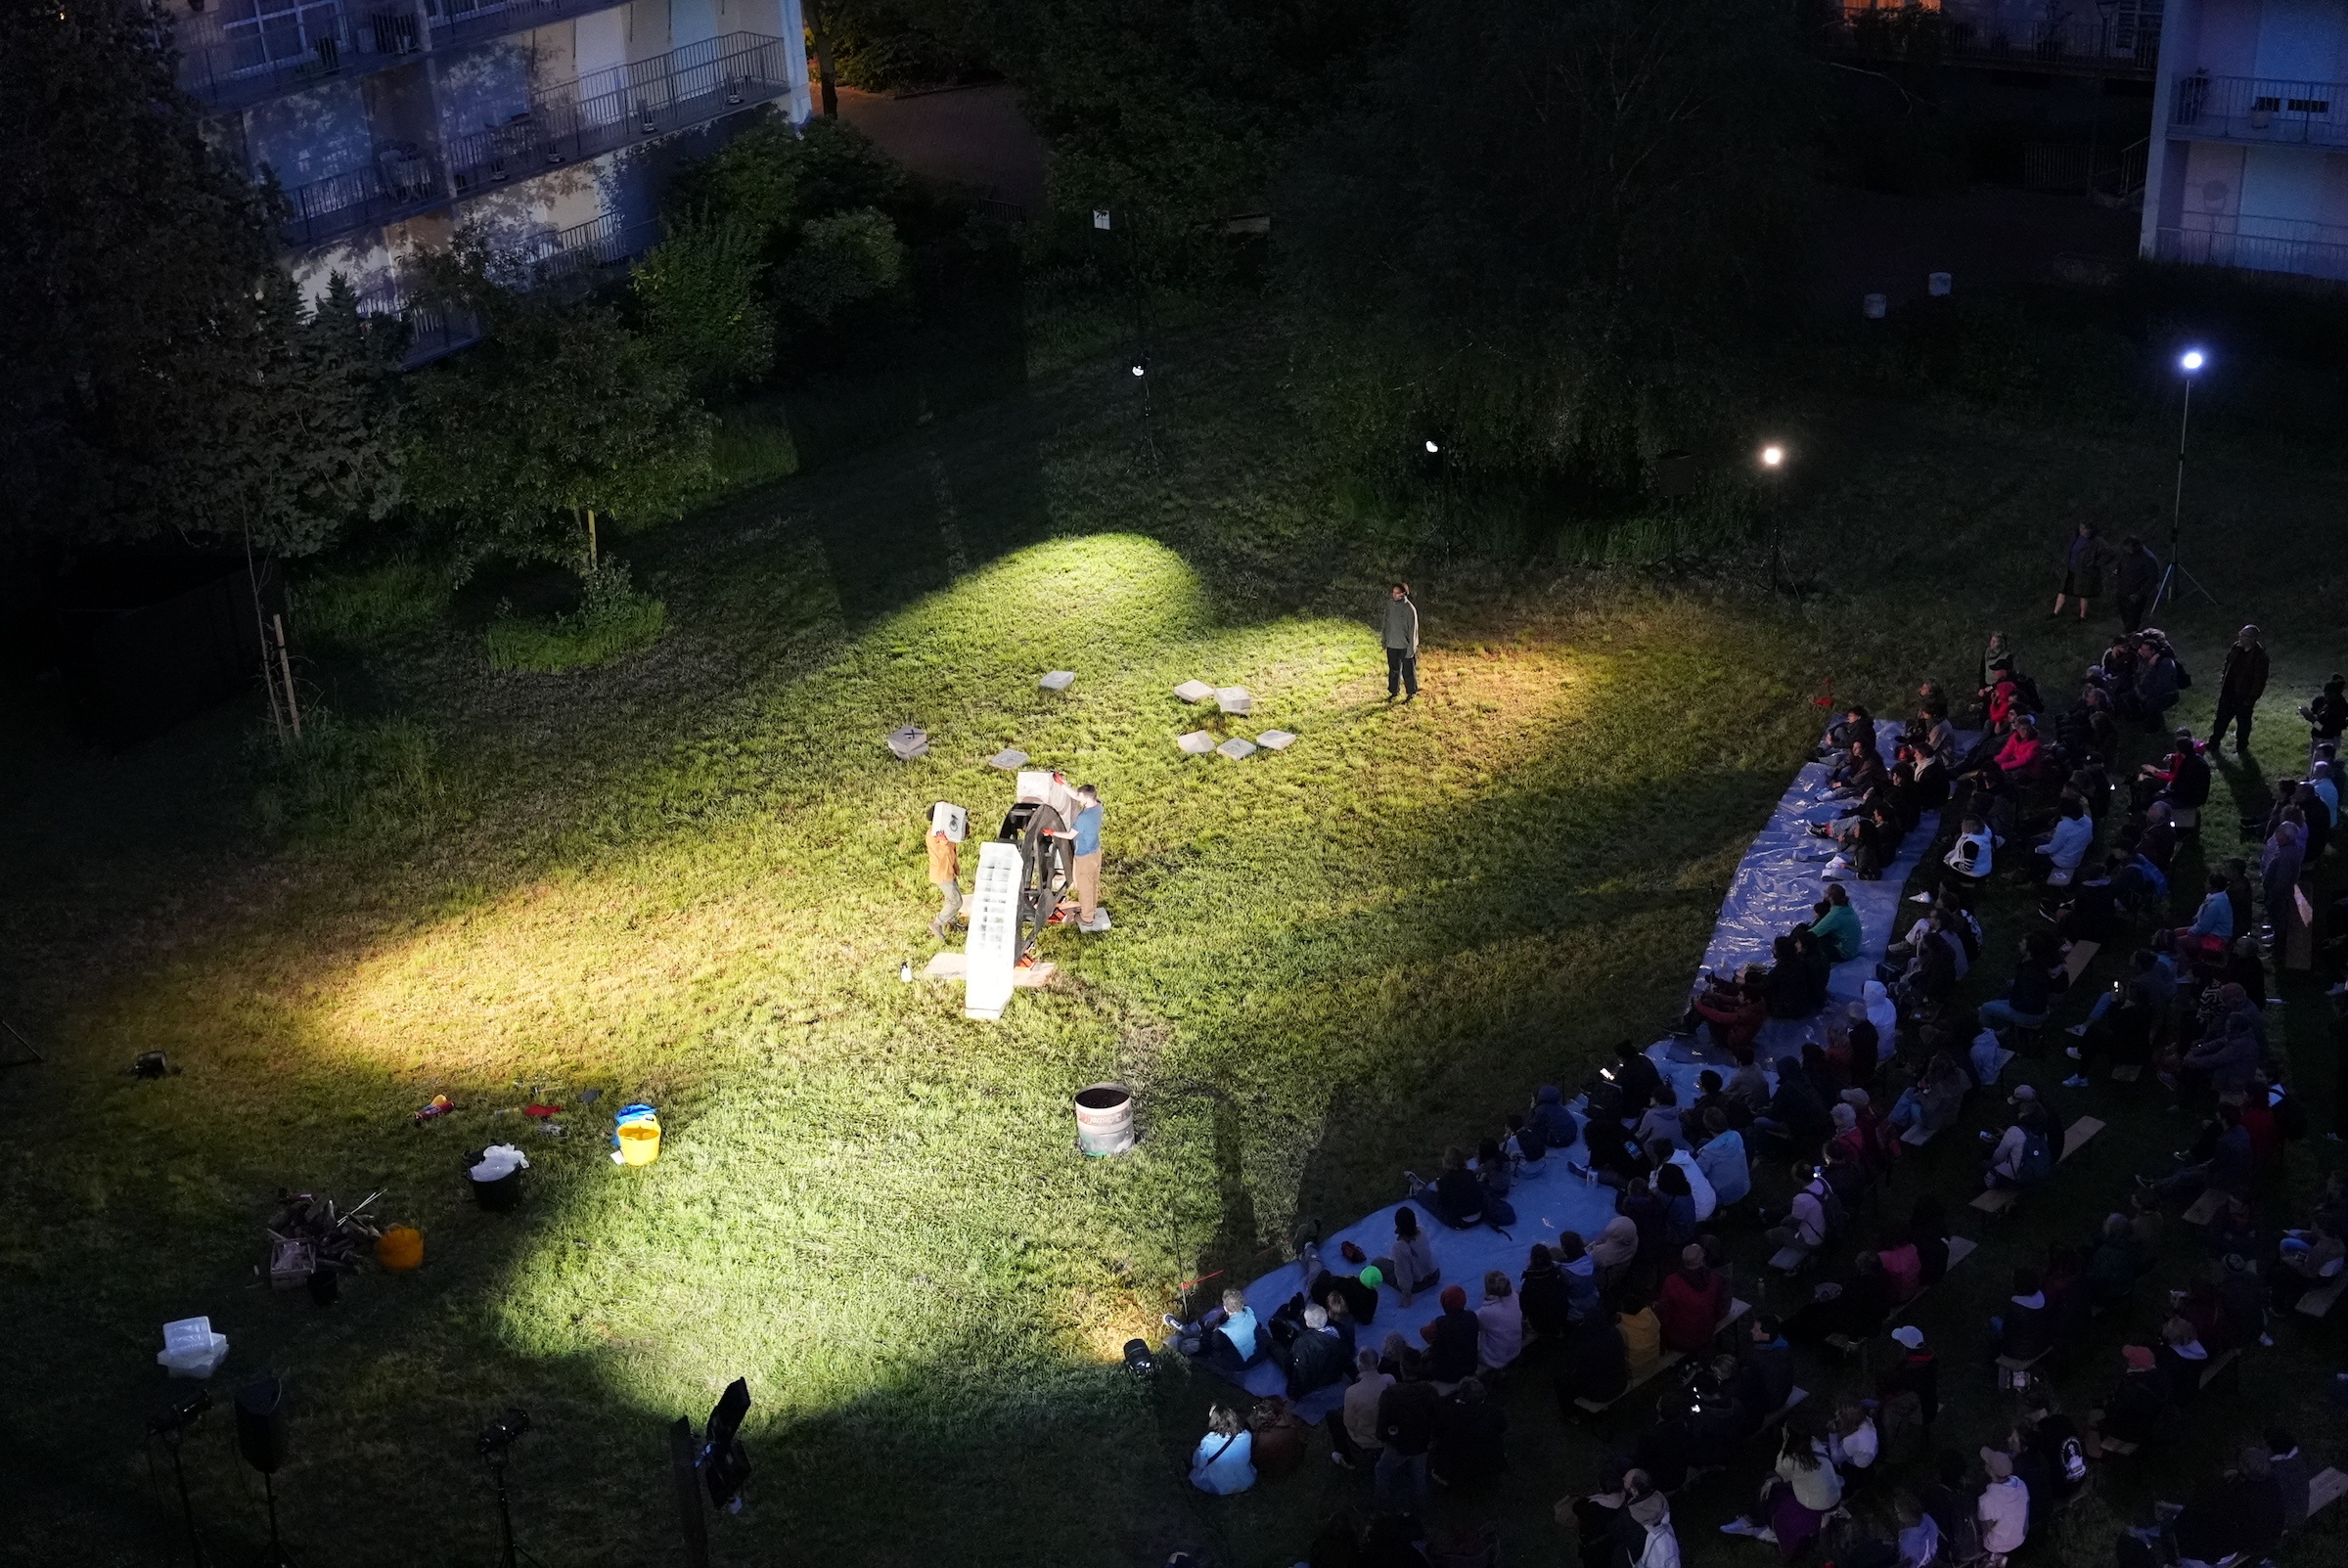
[471,1144,529,1181]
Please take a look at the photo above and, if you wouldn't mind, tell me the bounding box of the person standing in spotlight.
[1382,582,1421,703]
[1068,784,1106,933]
[926,809,963,941]
[2211,625,2271,759]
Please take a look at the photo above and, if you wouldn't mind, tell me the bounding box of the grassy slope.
[3,314,2345,1568]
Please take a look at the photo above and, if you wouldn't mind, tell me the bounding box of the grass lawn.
[5,303,2347,1567]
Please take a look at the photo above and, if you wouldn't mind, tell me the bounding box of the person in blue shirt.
[1066,784,1106,932]
[1189,1405,1256,1494]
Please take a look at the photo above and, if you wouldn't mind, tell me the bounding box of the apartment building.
[2145,0,2348,281]
[172,0,811,317]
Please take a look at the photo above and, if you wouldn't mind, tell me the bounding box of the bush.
[483,561,668,672]
[292,559,450,648]
[634,218,775,392]
[709,403,800,492]
[777,208,909,327]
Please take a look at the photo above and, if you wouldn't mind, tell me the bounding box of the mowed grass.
[9,309,2348,1568]
[5,517,1828,1565]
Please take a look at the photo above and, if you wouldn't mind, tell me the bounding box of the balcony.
[2154,223,2348,284]
[1830,2,2162,81]
[174,0,677,116]
[351,210,658,365]
[2169,73,2348,149]
[273,33,793,248]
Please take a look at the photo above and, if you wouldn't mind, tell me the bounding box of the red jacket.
[1655,1267,1730,1353]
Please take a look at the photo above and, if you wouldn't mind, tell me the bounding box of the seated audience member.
[1528,1084,1580,1157]
[2155,1316,2210,1405]
[1428,1375,1509,1490]
[1166,1286,1262,1374]
[2086,1344,2171,1454]
[1992,1268,2050,1362]
[2135,1101,2251,1208]
[1589,1214,1641,1295]
[1878,1231,1922,1303]
[2170,1447,2285,1567]
[1557,1232,1603,1322]
[1605,1039,1665,1112]
[1982,1091,2056,1191]
[1618,1287,1665,1386]
[2133,728,2210,812]
[1995,720,2044,781]
[2086,1213,2147,1310]
[1502,1110,1547,1176]
[1880,1324,1940,1424]
[1766,1161,1835,1257]
[1654,1163,1700,1253]
[1784,1249,1891,1347]
[1720,1423,1844,1554]
[1563,1464,1634,1568]
[1764,934,1821,1017]
[1475,1271,1522,1374]
[1738,1314,1796,1418]
[1248,1394,1310,1480]
[1812,883,1863,963]
[1278,1301,1350,1397]
[1518,1244,1572,1339]
[1656,1243,1732,1354]
[1189,1404,1255,1495]
[1829,1401,1880,1474]
[2267,1428,2313,1534]
[2188,872,2235,941]
[1693,1108,1752,1208]
[1977,932,2069,1037]
[1944,814,1997,881]
[1418,1285,1480,1389]
[1693,967,1769,1058]
[2034,794,2093,882]
[1421,1145,1485,1230]
[1886,1053,1970,1143]
[1975,1447,2030,1560]
[1372,1206,1440,1308]
[1894,1492,1943,1568]
[2275,1215,2347,1310]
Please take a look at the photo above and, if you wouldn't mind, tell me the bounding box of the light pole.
[2156,348,2217,608]
[1759,443,1787,591]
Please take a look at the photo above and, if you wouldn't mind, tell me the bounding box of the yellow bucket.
[616,1120,661,1166]
[375,1226,425,1272]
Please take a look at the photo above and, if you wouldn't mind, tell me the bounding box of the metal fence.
[2170,73,2348,149]
[345,208,659,365]
[2155,225,2348,284]
[269,32,790,248]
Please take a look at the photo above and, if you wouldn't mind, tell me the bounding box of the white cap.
[1890,1325,1925,1349]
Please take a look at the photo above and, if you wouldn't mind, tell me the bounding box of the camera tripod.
[482,1445,546,1568]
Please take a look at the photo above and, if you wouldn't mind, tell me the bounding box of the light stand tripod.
[479,1411,543,1568]
[255,1472,296,1568]
[2156,354,2218,609]
[148,1393,213,1567]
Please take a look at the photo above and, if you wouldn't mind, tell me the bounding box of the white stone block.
[1217,737,1258,760]
[885,725,929,761]
[1215,686,1252,715]
[1039,670,1076,691]
[1174,680,1214,703]
[988,748,1029,770]
[1256,730,1296,750]
[1176,731,1216,754]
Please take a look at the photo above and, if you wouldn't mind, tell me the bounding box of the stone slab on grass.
[1174,680,1214,703]
[988,748,1029,770]
[1039,670,1076,691]
[1215,686,1252,715]
[1176,731,1216,755]
[1256,730,1296,750]
[885,726,929,761]
[1217,737,1258,760]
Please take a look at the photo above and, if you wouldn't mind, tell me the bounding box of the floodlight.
[1424,439,1439,454]
[2179,349,2205,373]
[1130,362,1146,377]
[1760,445,1785,468]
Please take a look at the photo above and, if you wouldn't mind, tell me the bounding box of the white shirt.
[1978,1475,2030,1552]
[1831,1417,1879,1470]
[1634,1516,1681,1568]
[1476,1297,1523,1368]
[1666,1148,1717,1221]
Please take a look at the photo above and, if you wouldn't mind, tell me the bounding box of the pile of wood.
[264,1188,384,1289]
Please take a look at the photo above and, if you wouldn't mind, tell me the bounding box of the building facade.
[172,0,811,318]
[2144,0,2348,281]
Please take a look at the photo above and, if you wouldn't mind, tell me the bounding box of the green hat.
[1358,1264,1383,1289]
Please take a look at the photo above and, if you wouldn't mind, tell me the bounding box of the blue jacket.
[1530,1086,1579,1152]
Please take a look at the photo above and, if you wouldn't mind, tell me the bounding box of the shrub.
[483,560,667,673]
[634,217,776,392]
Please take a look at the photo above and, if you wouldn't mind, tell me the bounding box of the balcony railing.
[2169,73,2348,149]
[2154,224,2348,284]
[443,33,795,200]
[1831,3,2162,79]
[271,33,790,248]
[174,0,686,115]
[348,212,657,365]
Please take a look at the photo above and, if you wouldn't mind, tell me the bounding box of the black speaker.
[236,1378,287,1474]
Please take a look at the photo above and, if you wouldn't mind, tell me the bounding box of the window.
[219,0,345,73]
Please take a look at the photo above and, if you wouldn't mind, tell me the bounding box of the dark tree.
[1282,0,1818,498]
[0,1,396,558]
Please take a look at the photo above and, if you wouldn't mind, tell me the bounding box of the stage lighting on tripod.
[700,1378,752,1512]
[149,1389,215,1566]
[235,1377,296,1567]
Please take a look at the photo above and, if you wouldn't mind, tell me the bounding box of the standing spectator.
[1376,1350,1441,1501]
[2053,521,2106,621]
[1381,582,1420,703]
[2113,535,2161,631]
[1975,1448,2030,1559]
[1625,1475,1681,1568]
[925,808,963,939]
[1188,1405,1255,1494]
[2300,674,2348,747]
[2211,625,2271,757]
[1428,1376,1509,1488]
[1331,1348,1389,1471]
